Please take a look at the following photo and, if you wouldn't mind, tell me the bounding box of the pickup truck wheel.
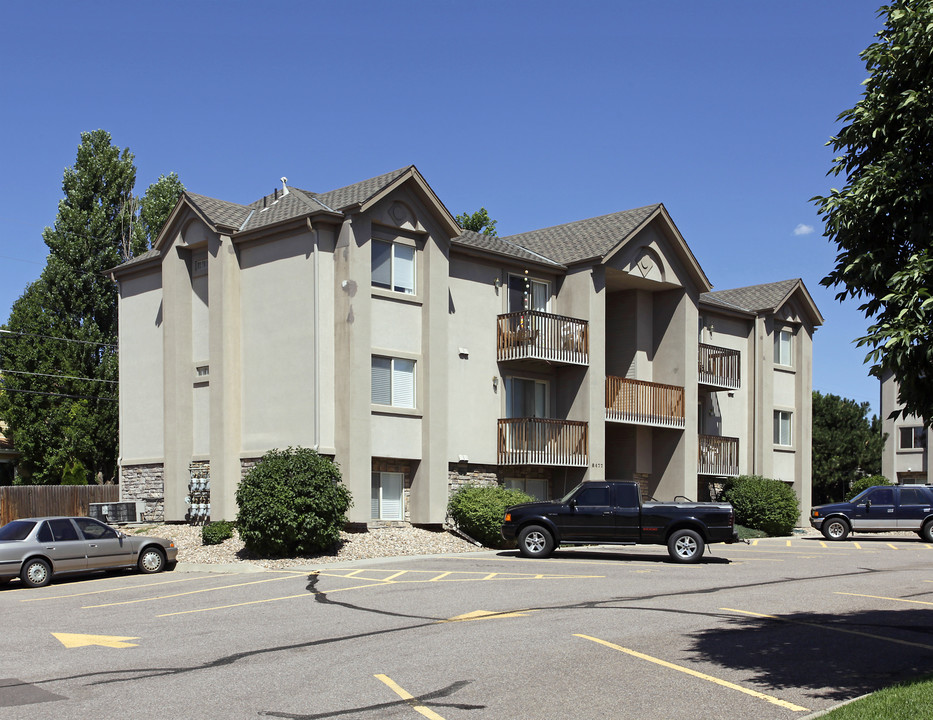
[821,517,849,541]
[667,529,704,563]
[518,525,554,559]
[921,520,933,543]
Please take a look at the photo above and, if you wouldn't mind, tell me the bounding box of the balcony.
[698,434,739,477]
[497,418,588,467]
[605,377,685,429]
[497,311,588,366]
[698,343,740,391]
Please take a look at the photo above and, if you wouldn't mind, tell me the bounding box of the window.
[372,240,415,294]
[773,410,792,446]
[506,377,547,418]
[371,472,404,520]
[774,329,792,366]
[899,488,931,506]
[573,486,610,506]
[506,477,548,501]
[508,275,549,313]
[863,487,894,505]
[371,357,415,408]
[899,426,926,450]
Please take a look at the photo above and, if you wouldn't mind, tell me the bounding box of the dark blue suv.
[810,485,933,541]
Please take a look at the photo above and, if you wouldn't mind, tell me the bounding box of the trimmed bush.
[202,520,234,546]
[722,475,799,536]
[448,484,533,548]
[847,474,891,501]
[235,447,352,557]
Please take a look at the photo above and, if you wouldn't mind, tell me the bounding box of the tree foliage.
[721,476,800,536]
[814,1,933,423]
[456,207,498,237]
[812,391,885,504]
[447,484,532,547]
[0,130,183,484]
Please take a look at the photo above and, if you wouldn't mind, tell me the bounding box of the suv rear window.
[900,488,933,506]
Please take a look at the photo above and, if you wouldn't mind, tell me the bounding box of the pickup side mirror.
[865,499,871,510]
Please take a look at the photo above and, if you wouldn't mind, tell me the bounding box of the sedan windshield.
[0,520,37,541]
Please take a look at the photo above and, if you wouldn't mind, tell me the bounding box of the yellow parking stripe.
[429,572,452,582]
[83,575,296,608]
[21,575,210,601]
[375,674,446,720]
[853,542,862,549]
[575,634,807,712]
[722,608,933,650]
[887,543,898,550]
[836,592,933,608]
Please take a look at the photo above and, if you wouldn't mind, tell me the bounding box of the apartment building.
[880,370,931,484]
[112,166,821,526]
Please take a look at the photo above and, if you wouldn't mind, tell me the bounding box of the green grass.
[819,676,933,719]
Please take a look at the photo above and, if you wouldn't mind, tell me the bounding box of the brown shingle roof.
[700,279,802,314]
[453,229,564,268]
[502,204,661,265]
[185,193,251,230]
[312,166,412,211]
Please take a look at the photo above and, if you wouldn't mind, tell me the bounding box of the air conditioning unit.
[88,501,146,524]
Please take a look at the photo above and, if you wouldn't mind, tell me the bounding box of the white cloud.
[794,223,815,236]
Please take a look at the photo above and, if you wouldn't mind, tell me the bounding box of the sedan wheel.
[137,547,166,574]
[667,529,705,563]
[21,558,52,588]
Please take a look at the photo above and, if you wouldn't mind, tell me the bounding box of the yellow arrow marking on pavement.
[52,633,139,649]
[438,609,536,623]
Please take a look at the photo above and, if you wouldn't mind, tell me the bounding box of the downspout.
[308,220,321,451]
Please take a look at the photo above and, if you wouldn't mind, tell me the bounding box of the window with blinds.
[371,357,415,408]
[372,471,404,520]
[372,240,415,294]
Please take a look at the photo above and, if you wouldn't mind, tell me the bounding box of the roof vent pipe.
[281,177,289,196]
[274,188,279,201]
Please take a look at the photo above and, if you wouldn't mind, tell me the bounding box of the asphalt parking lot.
[3,534,933,719]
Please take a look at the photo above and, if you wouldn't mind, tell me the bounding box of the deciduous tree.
[814,1,933,423]
[811,391,885,504]
[456,207,498,237]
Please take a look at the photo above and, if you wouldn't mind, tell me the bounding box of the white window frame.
[371,356,415,408]
[372,239,415,295]
[774,329,793,367]
[899,426,926,450]
[371,471,404,520]
[773,410,792,447]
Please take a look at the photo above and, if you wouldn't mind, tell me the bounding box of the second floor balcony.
[497,311,588,366]
[605,377,686,429]
[498,418,588,467]
[698,434,739,477]
[699,343,740,391]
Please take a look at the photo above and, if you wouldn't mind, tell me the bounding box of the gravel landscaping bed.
[127,523,481,569]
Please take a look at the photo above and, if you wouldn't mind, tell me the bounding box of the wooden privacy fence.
[605,376,686,429]
[0,485,119,526]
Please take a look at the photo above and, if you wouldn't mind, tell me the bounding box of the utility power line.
[1,387,117,403]
[0,329,117,349]
[0,368,118,384]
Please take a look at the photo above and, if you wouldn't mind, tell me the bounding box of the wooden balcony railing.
[605,377,686,429]
[497,418,588,466]
[497,311,588,365]
[699,343,740,390]
[698,434,739,477]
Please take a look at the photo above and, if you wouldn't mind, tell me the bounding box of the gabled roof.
[310,167,412,211]
[501,204,662,266]
[453,229,564,269]
[701,279,824,325]
[185,193,252,232]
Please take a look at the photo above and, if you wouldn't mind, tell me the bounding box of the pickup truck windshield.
[560,483,585,503]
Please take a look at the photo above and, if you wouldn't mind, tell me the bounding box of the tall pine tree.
[0,130,183,484]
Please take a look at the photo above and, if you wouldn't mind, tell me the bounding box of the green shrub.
[202,520,234,545]
[447,484,533,548]
[846,474,891,501]
[235,447,352,557]
[722,475,799,536]
[61,459,89,485]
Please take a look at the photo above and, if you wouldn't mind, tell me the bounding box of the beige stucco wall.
[880,372,931,483]
[118,270,165,463]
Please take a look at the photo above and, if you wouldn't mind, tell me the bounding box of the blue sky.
[0,1,885,413]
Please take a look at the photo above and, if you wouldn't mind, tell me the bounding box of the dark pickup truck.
[501,480,739,563]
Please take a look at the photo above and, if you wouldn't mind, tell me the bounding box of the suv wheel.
[921,520,933,543]
[517,525,555,559]
[821,517,850,541]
